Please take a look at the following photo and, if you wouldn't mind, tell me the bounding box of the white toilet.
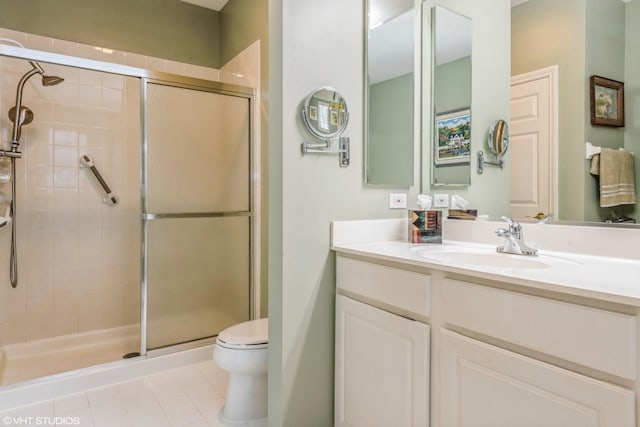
[213,318,268,426]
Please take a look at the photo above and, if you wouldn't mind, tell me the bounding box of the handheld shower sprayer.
[0,38,65,289]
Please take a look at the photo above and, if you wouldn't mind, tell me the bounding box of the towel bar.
[585,142,633,160]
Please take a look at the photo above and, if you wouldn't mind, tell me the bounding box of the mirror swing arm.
[477,119,509,174]
[300,86,350,167]
[300,138,350,167]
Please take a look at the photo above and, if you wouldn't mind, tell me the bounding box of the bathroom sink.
[413,246,581,270]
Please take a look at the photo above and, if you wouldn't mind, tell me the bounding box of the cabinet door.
[441,330,635,427]
[335,295,429,427]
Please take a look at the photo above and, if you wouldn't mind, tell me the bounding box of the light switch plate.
[434,193,449,208]
[389,193,407,209]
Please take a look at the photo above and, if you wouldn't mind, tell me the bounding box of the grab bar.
[79,154,119,206]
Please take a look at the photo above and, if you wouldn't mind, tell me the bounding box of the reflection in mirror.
[365,0,415,186]
[512,0,639,224]
[431,6,472,187]
[488,119,509,160]
[301,87,349,140]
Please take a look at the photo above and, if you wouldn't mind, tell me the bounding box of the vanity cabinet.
[334,253,638,427]
[335,256,431,427]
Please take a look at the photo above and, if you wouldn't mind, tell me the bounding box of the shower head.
[8,60,64,151]
[42,74,64,86]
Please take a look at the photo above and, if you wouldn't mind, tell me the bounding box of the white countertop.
[332,239,640,307]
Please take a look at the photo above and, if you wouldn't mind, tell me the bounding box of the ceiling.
[179,0,229,11]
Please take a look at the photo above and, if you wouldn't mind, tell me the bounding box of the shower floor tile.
[0,360,231,427]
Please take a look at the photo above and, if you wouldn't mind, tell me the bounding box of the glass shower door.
[144,82,252,350]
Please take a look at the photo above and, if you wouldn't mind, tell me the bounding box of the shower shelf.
[80,154,119,206]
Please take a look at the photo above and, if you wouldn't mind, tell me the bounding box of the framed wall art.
[590,75,624,127]
[434,108,471,165]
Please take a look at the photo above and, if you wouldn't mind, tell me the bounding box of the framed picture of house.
[590,75,624,127]
[434,108,471,165]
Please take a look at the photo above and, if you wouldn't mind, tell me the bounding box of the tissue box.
[447,209,478,220]
[409,210,442,244]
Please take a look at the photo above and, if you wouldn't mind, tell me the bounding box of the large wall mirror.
[364,0,416,187]
[511,0,639,224]
[431,5,472,187]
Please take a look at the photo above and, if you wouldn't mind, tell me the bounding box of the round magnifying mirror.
[301,87,349,140]
[488,119,509,160]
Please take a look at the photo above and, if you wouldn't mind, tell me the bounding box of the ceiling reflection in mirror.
[512,0,639,225]
[365,0,415,187]
[431,6,472,187]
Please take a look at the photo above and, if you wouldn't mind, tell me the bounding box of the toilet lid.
[218,318,268,346]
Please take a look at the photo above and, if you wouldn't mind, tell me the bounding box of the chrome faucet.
[495,216,538,256]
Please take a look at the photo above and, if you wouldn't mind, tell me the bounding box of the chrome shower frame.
[0,44,259,362]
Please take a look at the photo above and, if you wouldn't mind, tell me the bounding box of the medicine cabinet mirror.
[430,5,472,187]
[364,0,416,187]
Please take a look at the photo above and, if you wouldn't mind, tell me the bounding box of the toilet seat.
[217,318,268,350]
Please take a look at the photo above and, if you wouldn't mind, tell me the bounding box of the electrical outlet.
[433,193,449,208]
[389,193,407,209]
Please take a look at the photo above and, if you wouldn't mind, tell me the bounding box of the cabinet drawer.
[442,279,637,380]
[337,256,431,318]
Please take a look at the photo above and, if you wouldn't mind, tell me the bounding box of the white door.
[510,66,557,219]
[440,330,635,427]
[335,295,429,427]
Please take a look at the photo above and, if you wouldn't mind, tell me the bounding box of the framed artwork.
[590,75,624,127]
[434,108,471,165]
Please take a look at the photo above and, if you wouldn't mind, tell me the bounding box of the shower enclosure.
[0,44,256,386]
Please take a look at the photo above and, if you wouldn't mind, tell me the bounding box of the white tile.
[54,392,89,416]
[53,167,79,188]
[53,270,79,295]
[64,407,95,427]
[160,400,204,427]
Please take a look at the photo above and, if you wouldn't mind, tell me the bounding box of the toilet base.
[219,409,267,427]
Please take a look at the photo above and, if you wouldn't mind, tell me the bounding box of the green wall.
[0,0,220,67]
[220,0,268,66]
[367,73,414,186]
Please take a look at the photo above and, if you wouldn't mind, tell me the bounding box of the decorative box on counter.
[409,210,442,244]
[447,209,478,220]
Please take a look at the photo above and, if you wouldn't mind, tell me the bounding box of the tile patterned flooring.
[0,361,230,426]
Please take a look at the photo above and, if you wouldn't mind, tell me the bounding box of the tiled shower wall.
[0,28,260,347]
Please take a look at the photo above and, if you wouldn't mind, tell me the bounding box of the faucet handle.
[500,216,522,239]
[500,215,520,231]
